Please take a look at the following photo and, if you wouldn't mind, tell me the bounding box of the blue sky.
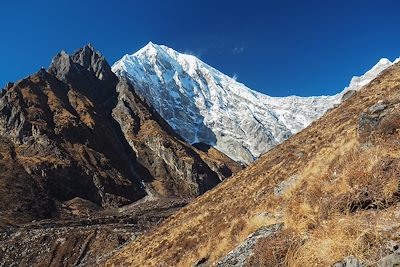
[1,0,400,96]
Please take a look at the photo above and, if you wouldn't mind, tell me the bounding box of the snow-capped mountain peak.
[343,57,396,94]
[112,43,396,164]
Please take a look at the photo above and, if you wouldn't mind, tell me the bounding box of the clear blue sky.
[1,0,400,96]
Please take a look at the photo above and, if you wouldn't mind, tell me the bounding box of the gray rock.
[378,252,400,267]
[368,101,388,114]
[333,256,363,267]
[358,112,380,133]
[216,223,283,267]
[341,90,356,102]
[274,175,300,196]
[48,50,75,82]
[71,43,117,82]
[358,100,400,145]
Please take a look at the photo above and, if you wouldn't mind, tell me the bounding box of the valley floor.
[0,198,188,267]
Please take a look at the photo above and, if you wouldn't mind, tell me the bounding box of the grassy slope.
[106,63,400,266]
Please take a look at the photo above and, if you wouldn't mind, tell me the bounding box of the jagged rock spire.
[71,44,116,82]
[49,44,116,83]
[4,82,14,90]
[48,44,118,103]
[48,50,77,82]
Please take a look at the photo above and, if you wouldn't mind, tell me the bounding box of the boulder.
[341,90,356,102]
[215,224,283,267]
[358,100,400,144]
[332,256,363,267]
[378,252,400,267]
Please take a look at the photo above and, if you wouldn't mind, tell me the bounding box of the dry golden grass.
[67,89,96,128]
[287,207,400,266]
[105,63,400,266]
[246,229,299,267]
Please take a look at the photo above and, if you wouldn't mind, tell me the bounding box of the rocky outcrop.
[341,89,356,102]
[71,44,117,83]
[111,78,225,197]
[49,44,117,104]
[274,174,299,196]
[215,224,283,267]
[333,256,364,267]
[358,99,400,145]
[379,252,400,267]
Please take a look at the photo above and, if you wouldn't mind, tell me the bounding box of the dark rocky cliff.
[0,44,240,225]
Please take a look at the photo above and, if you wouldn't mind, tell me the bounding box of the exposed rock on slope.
[111,78,235,197]
[215,223,283,267]
[106,60,400,266]
[112,42,397,164]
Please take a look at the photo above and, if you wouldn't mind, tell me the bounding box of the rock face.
[333,256,364,267]
[379,252,400,267]
[111,78,229,197]
[112,43,397,164]
[0,44,239,225]
[341,89,356,102]
[358,100,400,145]
[215,224,283,267]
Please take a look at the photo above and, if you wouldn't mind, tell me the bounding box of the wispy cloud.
[184,47,208,58]
[232,73,239,81]
[232,47,244,55]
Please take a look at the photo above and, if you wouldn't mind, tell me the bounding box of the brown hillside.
[106,62,400,266]
[0,45,240,225]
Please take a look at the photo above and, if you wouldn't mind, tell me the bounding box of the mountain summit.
[112,42,396,163]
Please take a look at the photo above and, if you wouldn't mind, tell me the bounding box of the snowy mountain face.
[112,42,396,164]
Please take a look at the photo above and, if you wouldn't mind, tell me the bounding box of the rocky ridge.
[0,44,240,266]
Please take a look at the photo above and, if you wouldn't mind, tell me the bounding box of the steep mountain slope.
[0,44,240,224]
[106,60,400,266]
[112,42,396,164]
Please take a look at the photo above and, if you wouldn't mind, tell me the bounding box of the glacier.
[112,42,396,164]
